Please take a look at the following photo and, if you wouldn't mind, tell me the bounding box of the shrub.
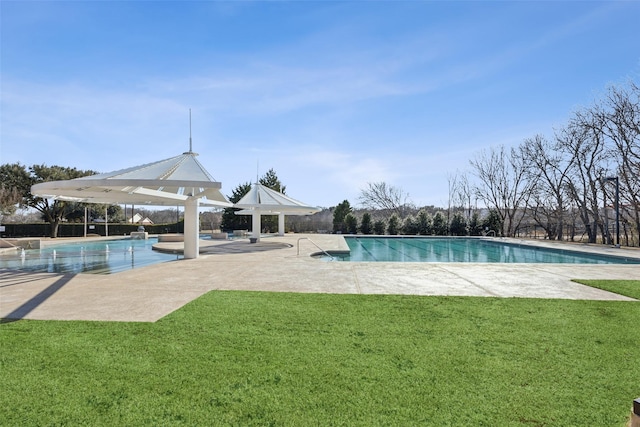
[373,219,386,235]
[360,213,373,235]
[387,214,400,235]
[449,212,468,236]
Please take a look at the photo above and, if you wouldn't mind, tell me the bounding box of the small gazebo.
[234,183,321,242]
[31,150,232,258]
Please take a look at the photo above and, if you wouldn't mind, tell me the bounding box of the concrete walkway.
[1,234,638,322]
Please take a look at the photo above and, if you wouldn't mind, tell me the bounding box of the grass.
[574,279,640,300]
[1,289,639,426]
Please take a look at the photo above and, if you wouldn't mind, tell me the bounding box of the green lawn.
[1,287,639,426]
[574,279,640,300]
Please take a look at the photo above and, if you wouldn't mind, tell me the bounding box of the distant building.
[127,213,154,224]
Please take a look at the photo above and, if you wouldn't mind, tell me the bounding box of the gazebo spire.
[184,108,196,155]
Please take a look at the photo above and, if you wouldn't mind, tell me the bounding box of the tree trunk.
[50,220,60,238]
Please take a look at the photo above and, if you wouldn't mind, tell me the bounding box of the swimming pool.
[319,237,640,264]
[0,238,181,274]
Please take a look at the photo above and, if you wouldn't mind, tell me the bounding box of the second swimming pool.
[0,238,181,274]
[322,237,640,264]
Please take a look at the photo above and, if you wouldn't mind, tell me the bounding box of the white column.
[184,198,200,259]
[278,213,285,236]
[252,210,261,242]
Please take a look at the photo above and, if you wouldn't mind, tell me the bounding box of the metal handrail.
[297,237,334,260]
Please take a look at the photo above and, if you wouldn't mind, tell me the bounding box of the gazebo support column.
[252,210,261,242]
[184,198,200,259]
[278,213,285,236]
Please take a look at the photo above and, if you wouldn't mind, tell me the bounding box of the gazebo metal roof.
[31,150,232,259]
[31,151,232,207]
[234,183,321,215]
[233,183,320,242]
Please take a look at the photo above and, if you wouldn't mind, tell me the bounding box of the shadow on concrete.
[0,270,62,288]
[0,273,75,323]
[201,241,292,255]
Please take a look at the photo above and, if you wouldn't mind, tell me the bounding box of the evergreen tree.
[432,211,448,236]
[468,212,483,236]
[345,213,358,234]
[373,219,386,235]
[332,200,352,233]
[402,215,418,235]
[220,182,252,231]
[259,168,286,193]
[387,214,400,235]
[259,169,286,232]
[482,209,503,236]
[360,212,373,234]
[449,212,468,236]
[416,209,432,235]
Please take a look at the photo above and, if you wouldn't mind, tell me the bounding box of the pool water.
[323,237,640,264]
[0,238,181,274]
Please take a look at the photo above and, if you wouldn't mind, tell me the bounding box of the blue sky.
[2,1,639,209]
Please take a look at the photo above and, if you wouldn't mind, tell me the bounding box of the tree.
[332,200,352,233]
[64,203,124,223]
[259,168,286,194]
[482,209,503,236]
[345,213,358,234]
[449,171,474,220]
[432,211,448,236]
[220,182,252,231]
[520,134,573,240]
[468,212,483,236]
[560,110,609,243]
[2,163,97,237]
[358,182,413,218]
[402,215,418,235]
[0,163,31,216]
[259,168,286,232]
[600,82,640,245]
[449,212,468,236]
[470,144,534,237]
[387,214,400,235]
[360,212,373,234]
[416,209,432,235]
[30,164,98,237]
[373,219,386,235]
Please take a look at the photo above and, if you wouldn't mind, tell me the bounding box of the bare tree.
[358,182,413,218]
[600,82,640,245]
[521,134,574,240]
[560,109,610,244]
[470,144,533,237]
[448,171,474,219]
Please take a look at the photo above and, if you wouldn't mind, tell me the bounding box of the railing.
[297,237,334,260]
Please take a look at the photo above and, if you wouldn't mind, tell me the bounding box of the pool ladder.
[297,237,335,261]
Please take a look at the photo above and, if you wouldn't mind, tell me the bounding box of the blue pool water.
[321,237,640,264]
[0,238,181,274]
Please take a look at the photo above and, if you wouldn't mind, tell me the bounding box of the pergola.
[234,183,321,242]
[31,151,232,259]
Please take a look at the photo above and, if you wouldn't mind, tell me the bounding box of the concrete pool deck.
[1,234,638,322]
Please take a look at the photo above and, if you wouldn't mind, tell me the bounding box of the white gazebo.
[234,183,321,242]
[31,151,232,259]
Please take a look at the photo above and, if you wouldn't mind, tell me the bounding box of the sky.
[1,1,639,210]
